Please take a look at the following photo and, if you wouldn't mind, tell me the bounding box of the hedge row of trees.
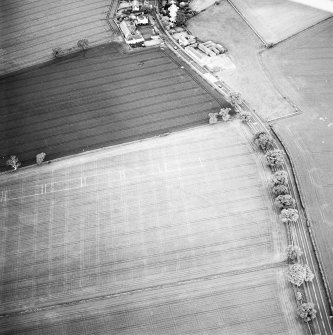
[209,101,318,322]
[5,153,46,171]
[214,100,319,323]
[208,108,232,124]
[255,131,318,323]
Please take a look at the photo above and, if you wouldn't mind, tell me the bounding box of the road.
[152,9,333,334]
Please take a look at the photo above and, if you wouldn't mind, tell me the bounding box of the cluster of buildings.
[197,41,227,56]
[176,32,227,59]
[116,0,160,47]
[119,20,146,47]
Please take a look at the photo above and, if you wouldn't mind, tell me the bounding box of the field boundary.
[226,0,266,46]
[106,0,121,36]
[271,15,333,48]
[257,49,303,123]
[227,0,332,48]
[270,125,333,314]
[187,46,332,329]
[239,115,332,334]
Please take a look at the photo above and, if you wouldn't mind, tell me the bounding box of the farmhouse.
[119,20,145,46]
[178,34,196,47]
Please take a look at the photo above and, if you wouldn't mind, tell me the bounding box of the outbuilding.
[137,15,149,25]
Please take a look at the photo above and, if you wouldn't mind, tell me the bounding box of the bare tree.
[219,108,231,122]
[265,149,284,167]
[297,303,317,322]
[208,112,218,125]
[281,208,299,224]
[272,184,289,196]
[275,194,296,209]
[36,152,46,165]
[271,170,288,186]
[254,131,274,151]
[239,111,251,123]
[77,39,89,51]
[287,263,306,286]
[52,47,65,58]
[6,155,21,170]
[286,245,303,263]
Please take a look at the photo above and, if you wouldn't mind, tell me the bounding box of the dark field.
[0,44,229,168]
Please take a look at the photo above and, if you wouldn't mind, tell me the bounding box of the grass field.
[190,0,216,12]
[187,1,295,121]
[0,45,229,169]
[230,0,331,44]
[262,18,333,294]
[0,123,304,334]
[0,0,117,75]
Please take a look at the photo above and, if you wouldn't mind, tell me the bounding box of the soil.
[0,0,117,75]
[0,123,304,335]
[0,44,230,169]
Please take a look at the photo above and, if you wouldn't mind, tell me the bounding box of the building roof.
[119,21,132,39]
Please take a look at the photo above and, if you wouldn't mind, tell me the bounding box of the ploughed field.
[0,124,304,335]
[262,18,333,294]
[0,45,228,169]
[0,0,113,75]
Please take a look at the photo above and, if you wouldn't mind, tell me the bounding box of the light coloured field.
[262,18,333,293]
[190,0,216,12]
[187,2,295,121]
[0,123,304,334]
[0,0,117,75]
[230,0,331,44]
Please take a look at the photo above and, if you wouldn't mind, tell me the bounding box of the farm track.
[1,46,230,167]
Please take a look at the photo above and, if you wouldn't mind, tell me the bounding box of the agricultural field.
[187,1,295,121]
[0,124,305,334]
[0,0,117,75]
[190,0,216,12]
[262,18,333,294]
[0,45,228,169]
[230,0,331,44]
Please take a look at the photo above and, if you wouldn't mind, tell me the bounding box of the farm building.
[198,43,216,57]
[127,35,145,46]
[185,46,206,64]
[202,40,227,54]
[119,20,144,46]
[179,35,190,46]
[137,15,149,25]
[178,34,196,46]
[119,20,133,39]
